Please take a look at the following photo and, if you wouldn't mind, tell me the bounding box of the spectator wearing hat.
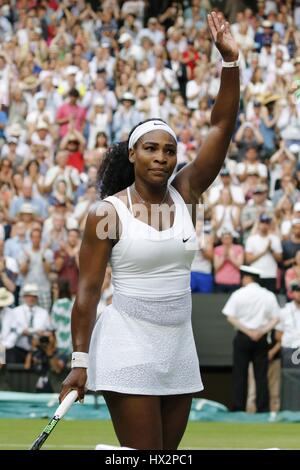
[222,265,280,412]
[30,120,54,155]
[19,228,54,312]
[276,280,300,368]
[259,92,281,157]
[112,92,141,142]
[7,282,51,364]
[1,123,30,163]
[245,213,282,292]
[56,88,87,138]
[214,229,244,293]
[118,32,144,62]
[241,184,274,243]
[1,138,23,173]
[0,287,17,364]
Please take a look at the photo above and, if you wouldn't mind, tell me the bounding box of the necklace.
[132,183,169,206]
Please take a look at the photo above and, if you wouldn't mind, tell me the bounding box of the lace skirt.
[87,292,203,395]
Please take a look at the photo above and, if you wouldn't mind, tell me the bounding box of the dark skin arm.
[172,12,240,203]
[59,202,115,402]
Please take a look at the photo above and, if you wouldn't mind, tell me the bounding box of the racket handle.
[54,390,78,419]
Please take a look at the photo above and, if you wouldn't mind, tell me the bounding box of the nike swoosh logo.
[153,122,166,126]
[183,237,190,243]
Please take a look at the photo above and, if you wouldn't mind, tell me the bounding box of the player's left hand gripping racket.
[29,389,78,450]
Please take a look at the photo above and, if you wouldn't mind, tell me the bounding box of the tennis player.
[60,12,240,450]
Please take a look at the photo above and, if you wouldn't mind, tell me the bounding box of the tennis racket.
[29,389,78,450]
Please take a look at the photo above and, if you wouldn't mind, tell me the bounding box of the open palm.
[207,12,239,62]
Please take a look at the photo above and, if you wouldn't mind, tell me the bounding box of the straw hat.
[259,92,281,106]
[0,287,14,307]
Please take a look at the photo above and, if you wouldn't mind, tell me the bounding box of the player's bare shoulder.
[86,199,121,243]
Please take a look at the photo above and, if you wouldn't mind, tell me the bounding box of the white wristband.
[222,54,240,68]
[71,352,89,369]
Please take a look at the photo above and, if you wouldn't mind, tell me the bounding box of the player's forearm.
[210,66,240,133]
[71,290,99,352]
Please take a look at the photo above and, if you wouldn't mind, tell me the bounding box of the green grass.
[0,419,300,449]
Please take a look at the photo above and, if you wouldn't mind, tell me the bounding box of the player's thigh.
[102,391,163,450]
[161,394,193,450]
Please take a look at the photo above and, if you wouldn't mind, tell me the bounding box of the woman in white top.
[60,13,240,450]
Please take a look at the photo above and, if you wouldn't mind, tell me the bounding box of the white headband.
[128,120,177,150]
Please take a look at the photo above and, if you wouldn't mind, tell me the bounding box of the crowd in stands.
[0,0,300,396]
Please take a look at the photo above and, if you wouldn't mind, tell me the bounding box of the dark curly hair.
[97,118,168,198]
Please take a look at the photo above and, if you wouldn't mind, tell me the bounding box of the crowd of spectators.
[0,0,300,392]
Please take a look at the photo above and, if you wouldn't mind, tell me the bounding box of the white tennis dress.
[87,184,203,395]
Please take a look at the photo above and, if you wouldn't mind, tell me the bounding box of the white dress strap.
[127,186,133,215]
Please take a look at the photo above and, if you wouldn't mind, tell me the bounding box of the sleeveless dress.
[87,184,203,395]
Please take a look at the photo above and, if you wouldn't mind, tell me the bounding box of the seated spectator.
[213,228,244,293]
[8,283,51,364]
[245,213,283,292]
[190,220,214,293]
[276,280,300,368]
[275,195,294,240]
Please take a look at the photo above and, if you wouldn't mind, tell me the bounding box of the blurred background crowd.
[0,0,300,399]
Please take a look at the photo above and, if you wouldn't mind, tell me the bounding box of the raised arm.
[172,12,240,202]
[59,202,115,402]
